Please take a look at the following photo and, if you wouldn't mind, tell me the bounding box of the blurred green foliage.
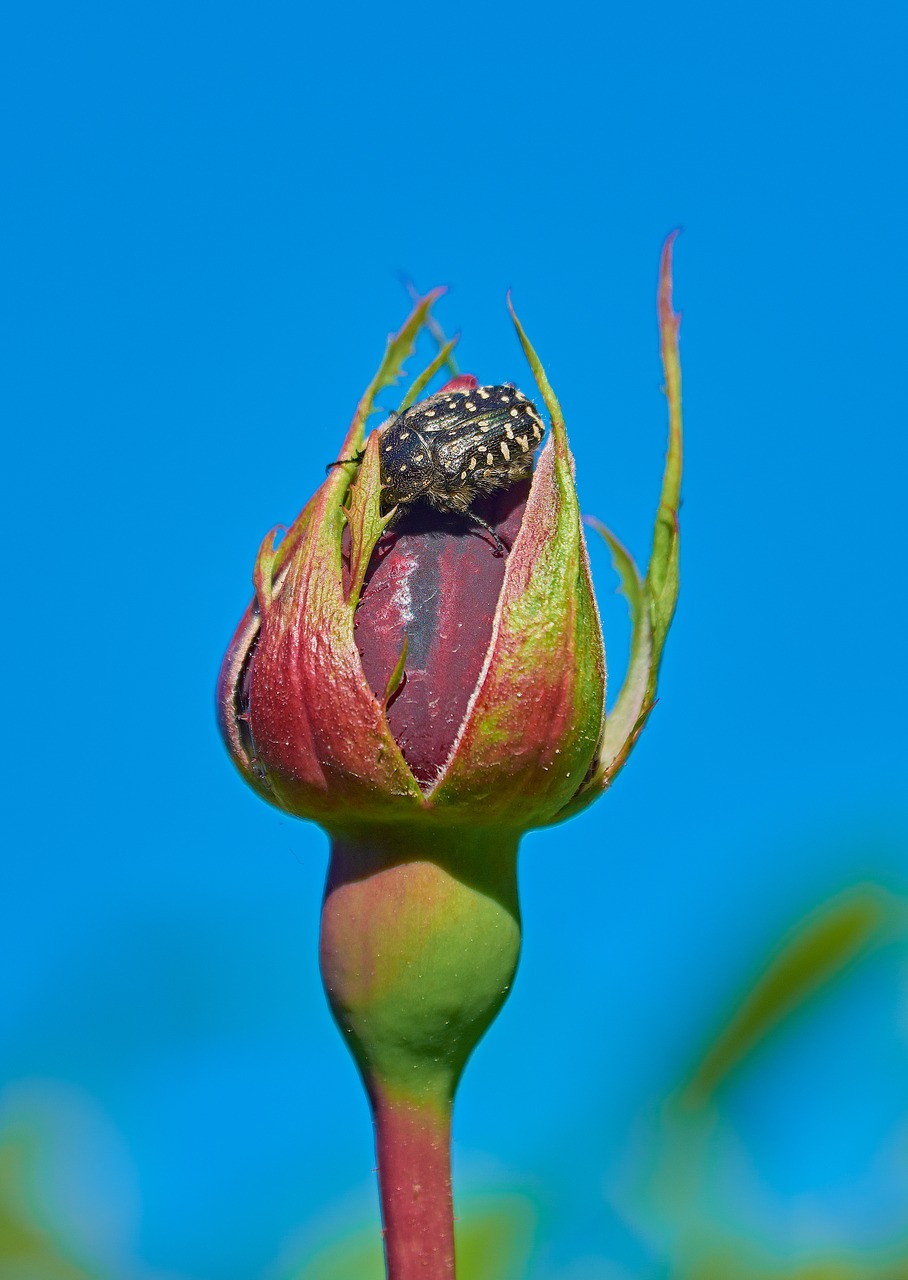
[673,1254,908,1280]
[0,1130,100,1280]
[2,879,905,1279]
[643,883,908,1280]
[680,885,899,1106]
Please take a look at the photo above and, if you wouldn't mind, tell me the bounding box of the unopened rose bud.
[218,372,604,832]
[217,239,682,1278]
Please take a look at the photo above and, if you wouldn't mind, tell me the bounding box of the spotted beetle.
[376,384,545,553]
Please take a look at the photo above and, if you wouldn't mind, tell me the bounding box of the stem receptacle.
[319,825,521,1279]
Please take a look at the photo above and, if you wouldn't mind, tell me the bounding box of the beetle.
[375,384,546,553]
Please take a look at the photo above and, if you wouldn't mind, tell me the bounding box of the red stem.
[372,1088,455,1278]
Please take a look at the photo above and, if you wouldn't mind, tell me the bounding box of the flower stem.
[319,826,522,1278]
[372,1090,454,1277]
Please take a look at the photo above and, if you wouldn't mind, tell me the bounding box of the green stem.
[319,825,522,1279]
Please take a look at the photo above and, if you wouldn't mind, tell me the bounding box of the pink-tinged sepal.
[216,599,274,803]
[428,406,605,827]
[216,293,443,824]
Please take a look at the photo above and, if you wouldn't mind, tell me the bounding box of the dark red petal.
[353,484,530,786]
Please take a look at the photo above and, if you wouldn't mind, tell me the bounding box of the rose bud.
[217,239,682,1278]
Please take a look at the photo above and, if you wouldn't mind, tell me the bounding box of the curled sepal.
[585,519,654,783]
[383,633,408,707]
[343,431,395,606]
[216,602,275,803]
[427,304,606,828]
[217,494,318,797]
[550,232,682,822]
[398,336,460,412]
[650,231,683,659]
[253,525,284,613]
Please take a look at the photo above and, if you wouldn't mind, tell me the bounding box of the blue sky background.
[3,1,907,1277]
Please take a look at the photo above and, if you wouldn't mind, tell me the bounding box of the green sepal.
[507,292,572,472]
[269,492,317,590]
[383,633,409,707]
[587,518,654,776]
[398,336,460,412]
[343,431,395,606]
[403,276,461,379]
[649,230,683,661]
[342,288,447,461]
[678,884,897,1107]
[252,524,284,613]
[549,233,683,821]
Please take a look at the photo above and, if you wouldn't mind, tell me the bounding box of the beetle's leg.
[468,511,505,556]
[325,449,366,473]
